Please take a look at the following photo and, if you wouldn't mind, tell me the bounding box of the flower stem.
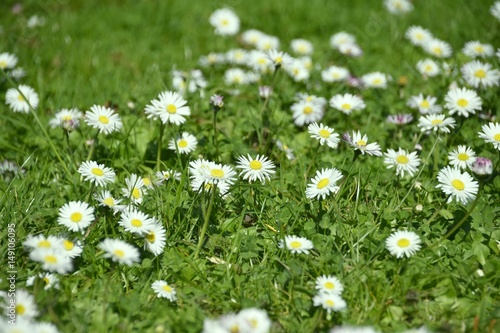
[156,122,165,171]
[194,185,217,258]
[213,108,219,160]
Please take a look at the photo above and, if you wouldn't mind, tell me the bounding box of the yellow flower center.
[98,115,109,124]
[415,33,423,40]
[62,115,73,121]
[474,45,484,53]
[131,218,143,227]
[132,188,141,199]
[162,285,172,293]
[70,212,82,222]
[341,103,351,110]
[305,96,313,102]
[357,140,366,147]
[166,104,177,114]
[324,281,335,290]
[474,69,486,79]
[396,155,409,164]
[0,61,6,68]
[210,168,225,178]
[420,100,430,108]
[249,319,258,328]
[275,56,283,64]
[318,129,330,138]
[452,179,465,191]
[142,177,151,186]
[373,78,382,85]
[397,238,410,248]
[457,99,469,107]
[431,119,443,126]
[63,239,74,250]
[16,305,26,315]
[43,277,50,285]
[178,139,188,148]
[303,106,313,114]
[494,133,500,142]
[317,178,330,189]
[113,249,125,258]
[38,240,51,248]
[325,300,335,307]
[457,153,469,161]
[290,241,302,249]
[17,94,25,101]
[221,18,229,26]
[424,65,432,72]
[91,167,104,176]
[433,47,442,55]
[44,255,57,264]
[249,160,262,170]
[103,197,115,206]
[146,231,155,243]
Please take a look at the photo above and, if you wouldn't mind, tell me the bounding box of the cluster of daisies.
[202,308,271,333]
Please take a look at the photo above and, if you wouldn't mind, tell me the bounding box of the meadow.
[1,0,499,332]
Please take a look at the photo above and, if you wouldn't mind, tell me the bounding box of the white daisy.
[276,139,295,160]
[78,160,116,186]
[491,1,500,21]
[60,237,83,259]
[386,114,413,125]
[338,42,363,57]
[436,166,479,205]
[33,322,60,333]
[306,168,343,200]
[241,29,265,47]
[417,114,456,133]
[329,32,356,49]
[23,234,63,251]
[225,49,248,65]
[119,208,155,235]
[386,230,422,258]
[279,235,314,254]
[143,220,166,256]
[94,190,126,213]
[26,273,59,290]
[461,60,500,88]
[168,132,197,154]
[416,58,440,77]
[256,35,280,51]
[5,85,39,113]
[98,238,140,266]
[265,49,293,69]
[384,0,413,14]
[11,289,38,319]
[155,169,182,184]
[308,122,340,148]
[291,100,324,126]
[407,94,442,114]
[330,325,379,333]
[321,65,350,83]
[478,122,500,150]
[224,67,252,84]
[151,280,177,302]
[295,93,327,106]
[144,91,190,125]
[291,39,313,55]
[238,308,272,333]
[448,145,476,169]
[384,148,421,177]
[315,275,344,295]
[29,248,73,274]
[329,93,365,114]
[209,8,240,36]
[444,87,482,117]
[471,157,493,176]
[84,105,123,134]
[462,41,494,58]
[423,38,453,58]
[361,72,388,88]
[48,108,83,131]
[283,59,310,82]
[57,201,95,232]
[198,52,225,67]
[313,292,347,314]
[218,314,252,333]
[347,131,382,156]
[236,154,276,183]
[0,52,18,69]
[198,161,237,186]
[405,26,433,46]
[122,173,145,204]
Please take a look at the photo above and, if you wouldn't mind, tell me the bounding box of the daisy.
[416,58,440,77]
[407,94,442,114]
[151,280,177,302]
[84,105,122,134]
[308,122,340,148]
[26,273,59,290]
[313,292,347,314]
[384,148,421,177]
[291,38,313,55]
[306,168,343,200]
[33,322,60,333]
[329,32,356,49]
[279,235,314,254]
[119,208,155,235]
[491,1,500,21]
[241,29,265,47]
[49,108,83,131]
[444,87,482,117]
[256,35,280,51]
[0,52,18,69]
[386,114,413,125]
[436,166,479,204]
[57,201,95,232]
[198,161,237,186]
[225,49,248,65]
[330,325,379,333]
[361,72,388,89]
[168,132,197,154]
[98,238,140,266]
[347,131,382,156]
[23,234,63,251]
[478,122,500,150]
[462,41,494,58]
[461,60,500,88]
[276,139,295,160]
[238,308,272,333]
[448,146,476,169]
[1,318,35,333]
[218,314,252,333]
[405,26,433,46]
[423,38,452,58]
[315,275,344,295]
[384,0,413,14]
[78,160,116,186]
[321,65,350,83]
[417,114,456,133]
[144,91,190,125]
[283,59,310,81]
[386,230,421,258]
[291,100,324,126]
[60,237,83,258]
[155,169,182,184]
[94,190,126,213]
[295,92,327,106]
[9,67,26,81]
[329,93,365,114]
[472,157,493,176]
[338,42,363,57]
[236,154,276,183]
[29,248,73,274]
[11,289,38,319]
[209,8,239,36]
[5,85,39,113]
[198,52,225,67]
[122,173,145,204]
[224,67,252,84]
[143,220,166,256]
[265,49,293,69]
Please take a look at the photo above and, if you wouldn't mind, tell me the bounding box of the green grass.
[1,0,500,332]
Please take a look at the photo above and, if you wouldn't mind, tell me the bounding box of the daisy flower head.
[0,52,18,70]
[119,208,155,235]
[199,161,237,186]
[26,272,60,290]
[330,32,356,49]
[478,122,500,150]
[238,308,272,333]
[436,166,479,205]
[33,322,60,333]
[265,49,293,69]
[85,105,122,134]
[236,154,276,183]
[23,234,63,251]
[144,91,190,125]
[6,85,39,113]
[276,139,295,160]
[241,29,265,47]
[283,59,310,82]
[225,49,248,66]
[313,292,347,314]
[308,122,340,148]
[168,132,197,154]
[10,289,38,320]
[306,168,343,200]
[462,41,494,58]
[279,235,314,254]
[78,160,116,186]
[60,237,83,259]
[423,38,452,58]
[94,190,126,213]
[416,58,440,77]
[256,34,280,51]
[461,60,500,89]
[347,131,382,156]
[491,1,500,21]
[98,238,140,266]
[315,275,344,295]
[291,38,313,56]
[321,65,350,83]
[198,52,225,67]
[384,0,413,14]
[122,173,145,204]
[296,92,328,106]
[225,67,252,84]
[361,72,388,89]
[472,157,493,176]
[48,108,83,131]
[29,248,73,274]
[407,94,442,114]
[386,230,421,258]
[151,280,177,302]
[417,114,456,133]
[143,220,166,256]
[329,93,365,115]
[386,114,413,125]
[338,42,363,57]
[57,201,95,232]
[384,148,421,177]
[155,169,182,184]
[444,87,482,117]
[448,145,476,169]
[291,100,324,127]
[405,26,433,46]
[209,8,240,36]
[330,325,379,333]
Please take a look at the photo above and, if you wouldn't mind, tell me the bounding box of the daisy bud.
[209,94,224,112]
[471,157,493,176]
[258,86,272,99]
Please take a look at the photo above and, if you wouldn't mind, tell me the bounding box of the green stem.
[213,109,219,160]
[85,132,99,161]
[305,142,321,179]
[425,194,451,225]
[156,122,165,171]
[194,185,217,258]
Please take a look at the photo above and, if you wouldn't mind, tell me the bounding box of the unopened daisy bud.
[471,157,493,176]
[258,86,272,98]
[209,94,224,111]
[476,269,484,277]
[414,204,423,213]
